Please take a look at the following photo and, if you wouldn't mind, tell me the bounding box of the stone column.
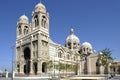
[37,32,42,75]
[77,56,80,75]
[30,35,33,74]
[80,60,82,75]
[37,60,42,75]
[80,56,83,75]
[30,60,33,74]
[38,32,41,58]
[20,41,24,74]
[21,63,24,74]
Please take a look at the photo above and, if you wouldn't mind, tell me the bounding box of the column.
[37,32,42,74]
[80,60,82,75]
[80,56,82,75]
[37,60,42,75]
[20,41,24,74]
[30,35,33,74]
[38,32,41,58]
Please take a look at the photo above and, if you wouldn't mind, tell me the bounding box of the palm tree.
[98,48,113,74]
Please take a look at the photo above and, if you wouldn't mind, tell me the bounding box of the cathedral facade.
[15,2,106,76]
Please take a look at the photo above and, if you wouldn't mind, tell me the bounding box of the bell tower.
[31,2,50,74]
[32,2,49,35]
[16,14,30,38]
[15,2,50,76]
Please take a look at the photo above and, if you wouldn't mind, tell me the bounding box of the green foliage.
[59,63,66,70]
[66,64,71,69]
[58,63,76,71]
[98,48,113,66]
[72,64,78,71]
[47,60,53,69]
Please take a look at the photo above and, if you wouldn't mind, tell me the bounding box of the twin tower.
[15,2,94,76]
[16,3,50,75]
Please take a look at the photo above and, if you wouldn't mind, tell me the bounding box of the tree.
[59,63,65,71]
[98,48,113,74]
[73,64,78,75]
[47,60,53,71]
[47,60,53,78]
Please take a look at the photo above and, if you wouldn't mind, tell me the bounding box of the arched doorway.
[33,62,38,75]
[118,66,120,74]
[104,66,108,74]
[84,61,87,74]
[84,57,88,74]
[24,47,31,75]
[42,62,47,73]
[96,61,100,74]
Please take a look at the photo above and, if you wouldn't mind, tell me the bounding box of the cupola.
[65,28,80,50]
[81,42,93,54]
[35,3,46,13]
[19,14,29,24]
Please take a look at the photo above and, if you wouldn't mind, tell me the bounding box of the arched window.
[41,16,47,28]
[34,15,39,27]
[67,42,71,49]
[18,26,22,35]
[44,20,46,28]
[58,52,62,58]
[24,26,29,35]
[73,56,76,61]
[84,48,85,52]
[67,54,70,60]
[35,20,37,27]
[58,50,63,58]
[41,19,44,27]
[17,64,20,73]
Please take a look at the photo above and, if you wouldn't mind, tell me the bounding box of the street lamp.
[11,46,15,80]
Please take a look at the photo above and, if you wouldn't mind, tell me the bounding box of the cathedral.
[15,2,108,77]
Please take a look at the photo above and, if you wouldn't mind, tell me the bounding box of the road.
[0,78,49,80]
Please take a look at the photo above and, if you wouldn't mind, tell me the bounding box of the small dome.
[66,28,80,44]
[35,3,46,13]
[82,42,92,49]
[19,14,29,24]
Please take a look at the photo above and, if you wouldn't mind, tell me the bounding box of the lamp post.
[11,46,14,80]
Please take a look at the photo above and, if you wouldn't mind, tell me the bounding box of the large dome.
[19,14,29,24]
[35,3,46,13]
[82,42,92,50]
[66,28,80,44]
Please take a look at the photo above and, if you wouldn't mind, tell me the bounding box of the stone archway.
[33,62,38,75]
[96,63,100,74]
[96,60,100,74]
[42,62,47,73]
[24,47,31,75]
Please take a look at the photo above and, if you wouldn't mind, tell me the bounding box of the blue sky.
[0,0,120,72]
